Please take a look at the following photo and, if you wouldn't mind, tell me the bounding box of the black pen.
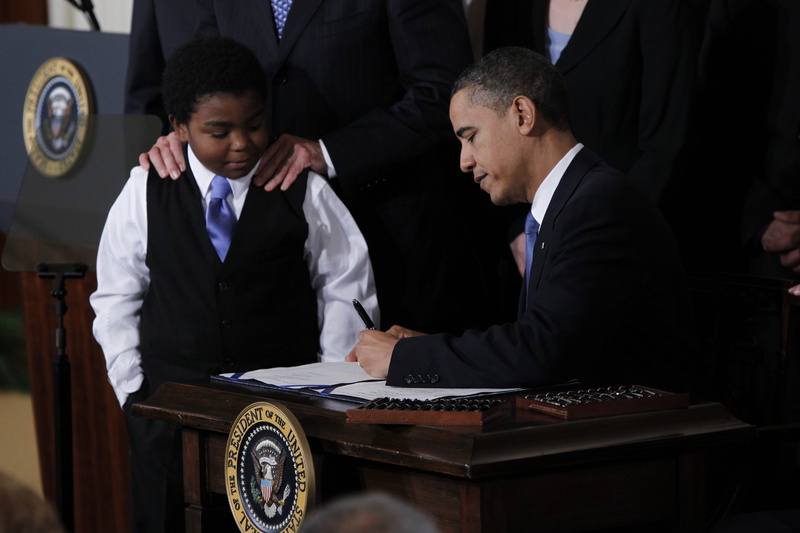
[352,299,375,329]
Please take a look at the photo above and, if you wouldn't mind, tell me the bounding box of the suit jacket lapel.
[243,0,279,66]
[521,148,602,313]
[550,0,631,74]
[277,0,325,60]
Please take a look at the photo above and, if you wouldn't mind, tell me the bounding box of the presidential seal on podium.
[22,57,94,178]
[225,402,315,532]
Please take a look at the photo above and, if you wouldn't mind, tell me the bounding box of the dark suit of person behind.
[483,0,696,207]
[692,0,800,277]
[124,0,199,129]
[181,0,502,332]
[349,47,697,396]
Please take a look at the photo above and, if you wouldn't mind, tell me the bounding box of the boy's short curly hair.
[162,36,267,125]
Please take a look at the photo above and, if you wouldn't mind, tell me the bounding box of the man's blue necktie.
[525,212,540,292]
[272,0,292,39]
[206,175,236,261]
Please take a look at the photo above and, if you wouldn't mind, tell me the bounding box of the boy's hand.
[254,134,327,191]
[139,131,185,179]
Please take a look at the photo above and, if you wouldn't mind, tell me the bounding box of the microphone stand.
[63,0,100,31]
[36,262,88,533]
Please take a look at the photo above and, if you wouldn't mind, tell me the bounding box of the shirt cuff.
[106,350,144,408]
[319,139,337,179]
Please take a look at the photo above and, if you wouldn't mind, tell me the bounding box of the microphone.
[63,0,101,31]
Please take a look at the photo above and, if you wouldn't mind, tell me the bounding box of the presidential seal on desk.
[22,57,94,178]
[225,402,315,532]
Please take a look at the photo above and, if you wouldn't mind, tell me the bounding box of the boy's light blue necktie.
[206,175,236,261]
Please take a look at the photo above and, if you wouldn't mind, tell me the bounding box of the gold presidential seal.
[22,57,94,178]
[226,402,315,533]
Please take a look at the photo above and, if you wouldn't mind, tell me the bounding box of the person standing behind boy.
[90,37,377,533]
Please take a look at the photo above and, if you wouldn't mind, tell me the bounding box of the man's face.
[173,89,269,179]
[449,90,530,206]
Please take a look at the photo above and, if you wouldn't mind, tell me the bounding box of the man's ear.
[513,96,536,135]
[169,115,189,142]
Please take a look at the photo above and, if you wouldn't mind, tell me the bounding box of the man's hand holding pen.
[346,325,426,378]
[346,330,397,378]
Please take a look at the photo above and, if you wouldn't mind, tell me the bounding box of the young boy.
[90,37,377,533]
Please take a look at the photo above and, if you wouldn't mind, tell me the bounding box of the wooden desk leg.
[678,452,706,532]
[183,428,205,533]
[182,429,238,533]
[460,483,486,533]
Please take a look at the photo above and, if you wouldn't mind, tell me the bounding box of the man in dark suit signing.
[348,47,696,392]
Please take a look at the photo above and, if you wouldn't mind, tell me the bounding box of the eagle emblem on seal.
[250,438,291,518]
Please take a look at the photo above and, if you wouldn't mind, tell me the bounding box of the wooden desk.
[134,381,754,533]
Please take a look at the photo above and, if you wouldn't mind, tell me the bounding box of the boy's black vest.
[140,165,319,389]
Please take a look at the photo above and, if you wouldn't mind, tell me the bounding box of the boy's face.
[171,89,269,179]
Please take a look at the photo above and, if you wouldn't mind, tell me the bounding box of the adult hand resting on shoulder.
[254,134,327,191]
[139,132,327,190]
[139,131,185,179]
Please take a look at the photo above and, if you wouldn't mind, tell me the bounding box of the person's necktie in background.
[525,212,540,293]
[272,0,292,39]
[206,175,236,261]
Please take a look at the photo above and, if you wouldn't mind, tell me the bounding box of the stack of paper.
[215,362,521,403]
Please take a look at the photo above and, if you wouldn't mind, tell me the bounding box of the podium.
[0,24,140,233]
[0,24,162,533]
[135,380,755,533]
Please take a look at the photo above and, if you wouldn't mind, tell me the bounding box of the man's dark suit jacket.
[124,0,199,128]
[484,0,696,206]
[388,148,696,393]
[125,0,501,332]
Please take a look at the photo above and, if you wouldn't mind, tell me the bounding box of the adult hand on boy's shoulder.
[254,134,327,192]
[139,131,186,180]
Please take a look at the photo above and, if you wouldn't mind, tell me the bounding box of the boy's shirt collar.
[187,145,258,200]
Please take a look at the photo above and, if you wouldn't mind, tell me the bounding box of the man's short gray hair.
[453,46,571,131]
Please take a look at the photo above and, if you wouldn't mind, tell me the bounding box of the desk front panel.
[135,381,753,532]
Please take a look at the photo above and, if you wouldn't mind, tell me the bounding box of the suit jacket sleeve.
[387,161,691,389]
[388,190,635,388]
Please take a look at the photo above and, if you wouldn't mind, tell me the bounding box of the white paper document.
[216,361,520,402]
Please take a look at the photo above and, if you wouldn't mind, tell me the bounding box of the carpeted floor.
[0,304,41,496]
[0,390,41,496]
